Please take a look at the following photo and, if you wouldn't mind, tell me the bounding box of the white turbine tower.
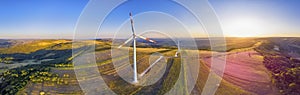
[118,12,156,83]
[175,41,180,57]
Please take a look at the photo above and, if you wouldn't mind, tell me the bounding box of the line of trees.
[0,57,14,64]
[263,55,300,95]
[255,41,300,95]
[0,64,51,94]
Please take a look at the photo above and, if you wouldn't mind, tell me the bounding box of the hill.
[0,38,299,94]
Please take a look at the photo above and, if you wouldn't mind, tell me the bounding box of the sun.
[224,17,265,37]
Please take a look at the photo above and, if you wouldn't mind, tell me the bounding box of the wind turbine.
[118,12,156,83]
[175,41,180,57]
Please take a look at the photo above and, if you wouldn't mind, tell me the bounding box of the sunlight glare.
[224,17,266,37]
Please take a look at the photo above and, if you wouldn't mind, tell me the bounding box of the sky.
[0,0,300,39]
[211,0,300,37]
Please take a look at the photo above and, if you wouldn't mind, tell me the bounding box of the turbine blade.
[136,35,156,43]
[118,36,133,48]
[129,12,135,34]
[139,56,164,77]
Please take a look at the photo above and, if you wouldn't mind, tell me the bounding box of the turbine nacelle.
[117,35,156,49]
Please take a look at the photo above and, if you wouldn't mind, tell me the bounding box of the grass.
[0,40,69,54]
[158,58,181,94]
[0,38,282,95]
[195,60,249,95]
[225,38,258,51]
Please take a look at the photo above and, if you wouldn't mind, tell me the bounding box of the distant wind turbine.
[175,41,180,57]
[118,12,156,83]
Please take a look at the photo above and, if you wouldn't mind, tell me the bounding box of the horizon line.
[1,36,300,40]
